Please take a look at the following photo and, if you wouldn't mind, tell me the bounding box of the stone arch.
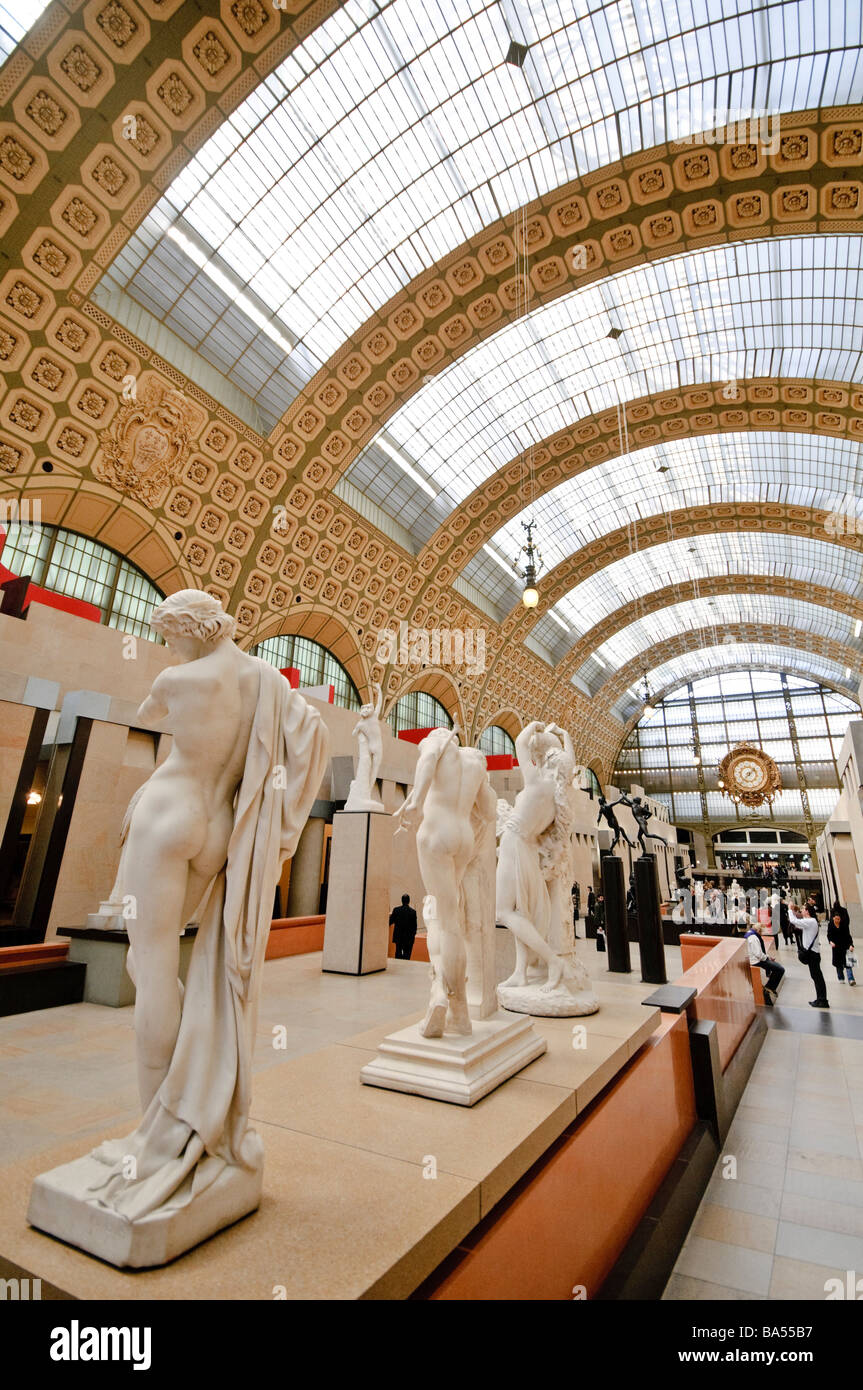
[247,604,369,700]
[0,474,190,592]
[383,668,466,737]
[474,707,523,747]
[418,377,863,586]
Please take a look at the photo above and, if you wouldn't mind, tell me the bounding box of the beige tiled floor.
[0,931,671,1169]
[664,939,863,1301]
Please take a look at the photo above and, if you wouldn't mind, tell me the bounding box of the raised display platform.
[0,982,659,1299]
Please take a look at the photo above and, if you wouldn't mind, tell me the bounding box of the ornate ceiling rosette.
[717,742,782,809]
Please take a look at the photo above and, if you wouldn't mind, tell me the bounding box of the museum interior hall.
[1,0,863,1322]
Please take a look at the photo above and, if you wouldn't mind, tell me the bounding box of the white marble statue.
[28,590,329,1267]
[496,721,598,1017]
[361,728,546,1103]
[393,727,497,1037]
[344,681,385,812]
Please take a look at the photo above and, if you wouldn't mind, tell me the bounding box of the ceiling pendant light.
[639,670,655,718]
[514,519,542,608]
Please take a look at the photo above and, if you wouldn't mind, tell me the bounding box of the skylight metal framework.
[104,0,863,433]
[610,644,859,721]
[577,594,863,693]
[349,237,863,550]
[468,432,863,619]
[559,529,863,649]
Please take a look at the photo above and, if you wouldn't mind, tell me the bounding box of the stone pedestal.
[602,852,631,974]
[58,927,197,1007]
[322,810,392,976]
[634,854,667,985]
[27,1139,263,1270]
[360,1010,546,1106]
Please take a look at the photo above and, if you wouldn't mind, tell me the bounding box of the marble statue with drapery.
[28,590,329,1268]
[496,721,599,1017]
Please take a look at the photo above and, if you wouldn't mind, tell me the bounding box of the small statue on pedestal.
[344,681,385,812]
[597,793,635,849]
[28,590,330,1268]
[496,721,598,1017]
[393,728,496,1037]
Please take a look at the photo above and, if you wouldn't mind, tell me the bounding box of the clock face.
[733,757,767,791]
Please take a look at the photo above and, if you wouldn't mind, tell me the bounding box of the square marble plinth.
[28,1150,262,1270]
[360,1010,546,1105]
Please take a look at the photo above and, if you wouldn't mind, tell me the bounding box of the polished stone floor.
[664,938,863,1300]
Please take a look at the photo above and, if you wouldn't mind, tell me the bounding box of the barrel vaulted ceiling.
[0,0,862,778]
[610,645,859,735]
[600,626,863,723]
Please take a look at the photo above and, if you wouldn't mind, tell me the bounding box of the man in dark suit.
[390,893,418,960]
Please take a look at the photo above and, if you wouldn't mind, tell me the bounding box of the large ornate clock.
[718,742,782,808]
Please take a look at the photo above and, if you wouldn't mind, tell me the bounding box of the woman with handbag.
[789,903,830,1008]
[828,908,856,985]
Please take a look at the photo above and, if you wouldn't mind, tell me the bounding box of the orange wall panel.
[677,935,757,1070]
[265,916,325,959]
[429,1014,695,1301]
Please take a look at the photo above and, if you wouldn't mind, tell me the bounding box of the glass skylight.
[466,431,863,618]
[555,530,863,649]
[610,644,858,720]
[347,236,863,538]
[580,594,862,692]
[0,0,50,62]
[107,0,863,432]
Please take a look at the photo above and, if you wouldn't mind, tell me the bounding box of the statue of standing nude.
[496,721,599,1017]
[393,728,496,1038]
[28,589,329,1267]
[344,681,385,812]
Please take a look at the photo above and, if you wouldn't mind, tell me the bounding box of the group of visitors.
[391,884,857,1015]
[744,895,856,1009]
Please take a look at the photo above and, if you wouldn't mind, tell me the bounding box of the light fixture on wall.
[26,790,41,805]
[513,518,543,609]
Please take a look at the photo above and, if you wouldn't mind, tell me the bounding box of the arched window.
[583,768,602,799]
[253,633,360,710]
[387,690,452,736]
[0,522,164,639]
[478,725,515,757]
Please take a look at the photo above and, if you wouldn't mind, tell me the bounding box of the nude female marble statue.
[120,594,261,1107]
[393,727,496,1038]
[496,721,598,1016]
[29,590,329,1266]
[344,681,384,812]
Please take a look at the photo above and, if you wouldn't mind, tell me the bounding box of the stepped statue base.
[360,1009,546,1106]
